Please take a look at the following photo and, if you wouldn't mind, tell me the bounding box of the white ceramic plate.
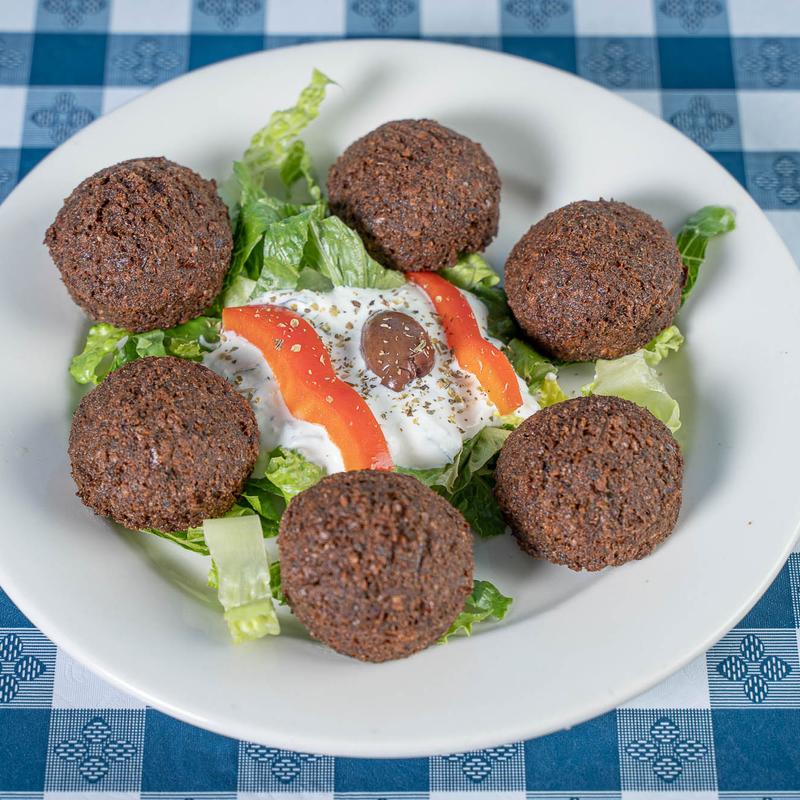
[1,40,799,758]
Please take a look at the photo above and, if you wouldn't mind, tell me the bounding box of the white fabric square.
[102,87,149,115]
[0,0,37,32]
[728,0,800,35]
[615,90,662,118]
[574,0,656,35]
[266,0,345,35]
[622,654,711,709]
[421,0,500,36]
[51,650,145,709]
[45,793,140,800]
[110,0,192,33]
[738,91,800,150]
[766,211,800,264]
[0,87,27,148]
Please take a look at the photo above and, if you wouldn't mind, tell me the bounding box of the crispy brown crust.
[279,470,474,662]
[504,199,685,361]
[45,157,232,332]
[68,356,259,532]
[327,119,500,273]
[495,395,683,572]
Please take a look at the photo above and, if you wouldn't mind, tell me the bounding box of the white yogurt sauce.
[204,283,539,472]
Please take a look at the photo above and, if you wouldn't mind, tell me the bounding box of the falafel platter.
[52,68,734,660]
[2,40,799,753]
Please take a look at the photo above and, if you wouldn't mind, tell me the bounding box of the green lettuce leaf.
[240,68,333,190]
[70,317,221,385]
[440,579,513,642]
[505,338,567,407]
[263,446,326,502]
[644,325,684,366]
[678,205,736,304]
[440,253,500,291]
[582,327,684,433]
[305,215,406,289]
[400,427,511,538]
[203,515,280,643]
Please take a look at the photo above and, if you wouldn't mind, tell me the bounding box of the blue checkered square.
[745,152,800,209]
[500,0,575,36]
[237,741,334,793]
[712,150,747,186]
[617,709,717,790]
[732,37,800,89]
[346,0,420,36]
[191,0,265,34]
[18,147,50,178]
[44,708,145,791]
[264,34,338,51]
[501,35,576,71]
[707,629,800,708]
[526,711,620,790]
[739,559,797,629]
[140,709,238,792]
[30,32,107,85]
[790,553,800,627]
[336,756,428,794]
[659,36,736,87]
[0,34,33,85]
[105,34,189,86]
[0,630,55,708]
[655,0,729,35]
[188,33,262,69]
[0,590,33,629]
[428,35,503,51]
[713,709,800,789]
[431,741,525,793]
[23,88,101,147]
[35,0,110,33]
[0,708,51,791]
[0,149,19,204]
[576,37,659,89]
[662,90,741,150]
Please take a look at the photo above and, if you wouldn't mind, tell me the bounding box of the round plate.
[1,40,798,757]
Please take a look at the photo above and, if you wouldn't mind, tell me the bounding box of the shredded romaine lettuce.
[644,325,684,366]
[504,338,567,407]
[440,580,513,642]
[240,68,333,190]
[440,253,501,291]
[70,317,221,385]
[582,327,684,433]
[203,515,280,643]
[400,427,511,538]
[677,205,736,304]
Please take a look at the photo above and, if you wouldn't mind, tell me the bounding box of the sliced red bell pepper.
[222,305,393,471]
[407,272,523,415]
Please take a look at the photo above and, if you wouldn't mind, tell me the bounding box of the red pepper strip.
[222,305,393,471]
[407,272,523,415]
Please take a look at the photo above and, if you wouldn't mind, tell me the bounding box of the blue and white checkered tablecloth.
[2,0,800,794]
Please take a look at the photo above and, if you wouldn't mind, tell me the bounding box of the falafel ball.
[504,200,685,362]
[45,157,232,332]
[327,119,500,273]
[495,395,683,572]
[279,470,474,662]
[69,356,259,532]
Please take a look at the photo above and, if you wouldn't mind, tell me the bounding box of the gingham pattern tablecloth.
[1,0,800,794]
